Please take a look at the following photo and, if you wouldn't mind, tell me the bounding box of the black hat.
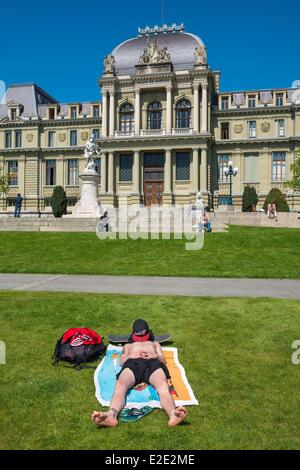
[132,319,149,334]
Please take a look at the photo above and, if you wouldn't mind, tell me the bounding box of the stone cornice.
[0,118,101,129]
[214,136,300,146]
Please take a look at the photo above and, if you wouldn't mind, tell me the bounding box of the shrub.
[242,185,258,212]
[263,188,289,212]
[51,186,67,218]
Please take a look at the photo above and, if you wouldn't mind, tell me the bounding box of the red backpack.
[53,327,105,369]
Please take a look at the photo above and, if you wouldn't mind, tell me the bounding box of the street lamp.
[224,160,239,205]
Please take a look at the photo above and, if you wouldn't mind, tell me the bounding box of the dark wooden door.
[144,168,164,206]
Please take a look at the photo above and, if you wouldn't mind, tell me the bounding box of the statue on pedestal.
[104,54,115,73]
[84,134,101,174]
[194,45,207,65]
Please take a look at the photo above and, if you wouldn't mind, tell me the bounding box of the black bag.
[52,327,106,370]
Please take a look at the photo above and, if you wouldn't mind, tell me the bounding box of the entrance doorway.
[143,153,164,206]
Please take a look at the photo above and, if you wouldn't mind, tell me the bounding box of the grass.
[0,291,299,450]
[0,225,299,278]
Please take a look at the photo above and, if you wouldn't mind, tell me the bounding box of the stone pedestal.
[72,172,102,218]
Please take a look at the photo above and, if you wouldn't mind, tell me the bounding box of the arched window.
[176,99,191,128]
[120,103,134,132]
[147,102,162,130]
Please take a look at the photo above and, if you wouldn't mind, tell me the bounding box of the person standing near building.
[14,193,23,218]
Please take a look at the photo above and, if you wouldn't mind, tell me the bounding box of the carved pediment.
[7,99,22,109]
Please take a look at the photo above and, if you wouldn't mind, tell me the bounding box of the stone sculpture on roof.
[194,44,207,65]
[138,39,171,64]
[104,54,116,73]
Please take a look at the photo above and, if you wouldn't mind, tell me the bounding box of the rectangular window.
[15,130,22,148]
[48,131,55,147]
[248,95,256,108]
[218,154,229,182]
[48,108,55,120]
[176,152,190,181]
[221,122,229,140]
[221,97,229,111]
[93,106,100,118]
[276,93,284,107]
[11,109,17,121]
[244,153,259,183]
[5,131,12,148]
[46,160,56,186]
[119,154,133,181]
[249,121,256,138]
[70,106,77,119]
[70,130,77,146]
[93,129,100,139]
[278,119,285,137]
[272,152,286,181]
[67,159,78,185]
[8,160,18,186]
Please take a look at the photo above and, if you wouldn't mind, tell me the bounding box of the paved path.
[0,273,300,298]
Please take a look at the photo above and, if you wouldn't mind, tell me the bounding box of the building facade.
[1,24,300,213]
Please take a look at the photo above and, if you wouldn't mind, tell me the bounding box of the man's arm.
[154,342,166,364]
[120,344,130,365]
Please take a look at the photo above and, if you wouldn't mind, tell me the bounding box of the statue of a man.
[104,54,115,73]
[84,135,101,173]
[194,45,207,65]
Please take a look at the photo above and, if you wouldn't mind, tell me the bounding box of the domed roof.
[111,25,205,75]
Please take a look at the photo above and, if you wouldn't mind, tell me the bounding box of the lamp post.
[224,160,239,205]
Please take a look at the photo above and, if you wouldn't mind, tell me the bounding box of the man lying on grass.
[92,319,187,428]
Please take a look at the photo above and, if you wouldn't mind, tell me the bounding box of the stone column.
[101,152,107,193]
[166,84,172,133]
[164,149,172,193]
[193,81,200,133]
[102,90,108,137]
[135,87,140,135]
[201,82,208,133]
[200,148,208,191]
[109,90,115,137]
[193,148,199,191]
[133,150,140,193]
[108,151,114,193]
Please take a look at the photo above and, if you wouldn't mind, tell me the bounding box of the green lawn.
[0,291,299,450]
[0,225,299,278]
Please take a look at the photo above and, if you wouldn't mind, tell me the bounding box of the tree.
[263,188,289,212]
[284,149,300,192]
[0,167,9,197]
[51,186,67,218]
[242,185,258,212]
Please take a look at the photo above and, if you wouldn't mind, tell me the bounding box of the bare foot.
[91,410,118,428]
[168,406,187,427]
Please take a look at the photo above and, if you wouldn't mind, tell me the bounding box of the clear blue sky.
[1,0,299,102]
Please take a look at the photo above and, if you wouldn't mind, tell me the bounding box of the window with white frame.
[272,152,286,181]
[278,119,285,137]
[70,106,77,119]
[248,121,256,138]
[10,108,17,121]
[8,160,18,186]
[46,160,56,186]
[48,131,55,147]
[221,96,229,110]
[218,154,229,182]
[70,130,77,146]
[5,131,12,148]
[120,103,134,132]
[248,95,256,108]
[93,105,100,118]
[15,130,22,148]
[244,153,259,183]
[93,129,100,139]
[276,93,284,107]
[67,159,78,185]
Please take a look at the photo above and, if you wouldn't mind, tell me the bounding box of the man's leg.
[91,368,135,428]
[149,368,187,427]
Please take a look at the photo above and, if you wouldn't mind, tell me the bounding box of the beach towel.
[94,345,198,409]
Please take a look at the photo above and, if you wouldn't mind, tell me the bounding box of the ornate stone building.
[1,23,300,213]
